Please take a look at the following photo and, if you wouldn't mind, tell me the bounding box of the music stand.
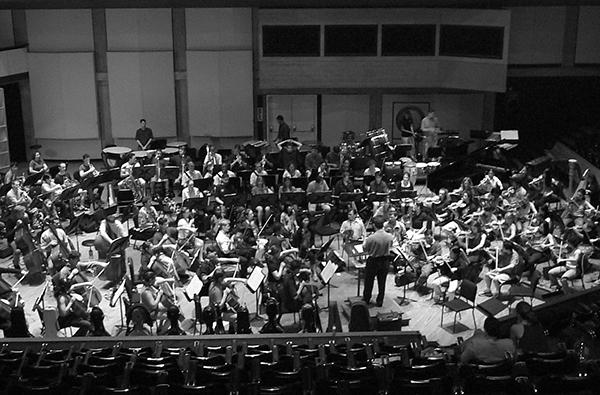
[162,166,179,180]
[227,177,242,191]
[368,192,389,202]
[251,193,278,208]
[246,265,266,322]
[194,178,214,192]
[110,276,128,334]
[58,185,80,201]
[340,192,363,204]
[148,139,167,150]
[262,174,277,189]
[183,196,209,210]
[280,191,306,207]
[398,190,417,199]
[133,165,156,181]
[106,236,129,259]
[24,172,44,187]
[307,191,332,204]
[319,260,338,311]
[291,177,308,190]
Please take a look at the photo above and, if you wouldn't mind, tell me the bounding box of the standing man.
[420,111,439,160]
[276,115,291,142]
[362,216,394,307]
[136,119,154,150]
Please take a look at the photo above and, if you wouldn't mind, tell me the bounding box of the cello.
[14,218,45,285]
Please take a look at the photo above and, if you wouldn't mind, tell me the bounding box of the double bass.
[14,219,45,285]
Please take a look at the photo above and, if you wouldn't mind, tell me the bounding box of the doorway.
[2,83,26,163]
[266,95,318,144]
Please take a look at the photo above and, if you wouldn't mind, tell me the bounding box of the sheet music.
[320,260,338,285]
[110,277,127,307]
[184,274,203,301]
[354,245,364,254]
[246,266,266,293]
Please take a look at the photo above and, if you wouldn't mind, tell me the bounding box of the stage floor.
[4,225,597,345]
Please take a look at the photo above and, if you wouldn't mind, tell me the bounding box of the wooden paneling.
[508,7,565,65]
[186,8,252,50]
[0,11,14,49]
[576,6,600,64]
[26,9,93,52]
[106,8,173,51]
[260,58,506,92]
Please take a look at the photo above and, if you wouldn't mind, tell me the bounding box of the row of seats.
[0,340,596,394]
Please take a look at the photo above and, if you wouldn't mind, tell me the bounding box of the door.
[267,95,317,144]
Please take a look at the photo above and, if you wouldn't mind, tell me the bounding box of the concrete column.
[11,10,27,47]
[172,8,190,145]
[92,9,114,148]
[369,92,383,130]
[569,158,579,195]
[251,7,263,140]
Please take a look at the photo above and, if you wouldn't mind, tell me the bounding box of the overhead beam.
[2,0,600,10]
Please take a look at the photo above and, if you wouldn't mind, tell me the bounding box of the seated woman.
[280,204,298,237]
[279,176,300,194]
[94,214,127,260]
[363,159,380,176]
[177,207,204,265]
[548,237,584,290]
[282,162,302,179]
[54,280,92,337]
[126,305,152,336]
[29,151,48,175]
[396,172,414,192]
[251,176,274,227]
[523,221,555,271]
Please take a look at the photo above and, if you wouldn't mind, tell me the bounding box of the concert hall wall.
[0,11,14,50]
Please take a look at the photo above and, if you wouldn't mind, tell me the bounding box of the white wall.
[576,6,600,64]
[186,8,253,143]
[508,7,565,65]
[382,93,485,143]
[107,52,176,141]
[26,9,94,52]
[321,95,369,148]
[0,11,14,49]
[29,53,98,140]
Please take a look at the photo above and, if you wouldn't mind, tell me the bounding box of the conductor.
[362,216,394,307]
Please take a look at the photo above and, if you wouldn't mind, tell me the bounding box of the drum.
[427,161,441,174]
[416,162,428,177]
[132,150,149,159]
[162,147,179,157]
[384,161,403,180]
[167,141,187,148]
[103,146,132,168]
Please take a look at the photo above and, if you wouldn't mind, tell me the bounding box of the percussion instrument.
[404,162,416,180]
[102,146,132,168]
[427,161,441,174]
[415,162,428,178]
[167,141,187,148]
[384,161,403,179]
[162,147,179,157]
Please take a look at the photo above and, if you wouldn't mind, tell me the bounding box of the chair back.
[459,280,477,304]
[348,300,371,332]
[530,270,542,293]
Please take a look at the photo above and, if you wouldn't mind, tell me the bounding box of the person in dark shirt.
[54,162,73,186]
[135,119,153,150]
[276,115,290,142]
[510,301,549,354]
[279,140,302,171]
[362,216,394,306]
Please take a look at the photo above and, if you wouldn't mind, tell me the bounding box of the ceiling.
[1,0,600,9]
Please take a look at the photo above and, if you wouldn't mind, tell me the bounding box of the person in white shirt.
[282,162,302,179]
[213,163,236,186]
[250,162,268,187]
[478,169,504,194]
[216,219,234,255]
[420,111,440,159]
[180,161,202,186]
[177,207,204,262]
[363,160,380,177]
[340,209,366,241]
[138,197,159,228]
[119,153,146,199]
[203,144,222,173]
[182,180,203,202]
[94,214,127,260]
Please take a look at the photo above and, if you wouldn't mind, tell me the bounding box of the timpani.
[166,141,187,148]
[162,147,179,157]
[102,146,132,168]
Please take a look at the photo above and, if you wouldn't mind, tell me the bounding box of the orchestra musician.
[203,144,222,173]
[214,163,236,186]
[53,277,92,336]
[477,169,504,194]
[6,179,32,209]
[249,162,268,187]
[482,241,520,297]
[39,217,75,272]
[340,209,366,242]
[278,139,302,171]
[94,214,127,260]
[306,173,331,214]
[410,231,442,292]
[420,111,439,159]
[229,144,250,172]
[215,219,249,277]
[426,246,468,303]
[180,161,202,187]
[251,176,274,228]
[548,236,585,290]
[119,152,146,201]
[279,176,301,195]
[138,197,159,228]
[29,151,48,175]
[280,204,298,237]
[150,149,170,199]
[79,154,101,206]
[182,179,203,202]
[177,207,204,263]
[283,162,302,179]
[4,162,19,185]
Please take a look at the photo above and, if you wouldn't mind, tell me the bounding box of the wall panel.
[27,9,93,52]
[0,11,14,49]
[576,6,600,64]
[106,9,172,51]
[187,50,253,138]
[321,95,369,147]
[29,53,98,140]
[107,52,176,139]
[186,8,252,50]
[508,7,565,65]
